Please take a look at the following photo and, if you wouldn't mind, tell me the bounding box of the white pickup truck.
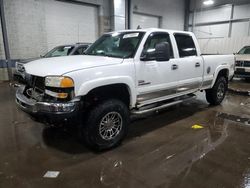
[16,28,234,150]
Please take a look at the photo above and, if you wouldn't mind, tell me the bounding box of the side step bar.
[131,94,196,115]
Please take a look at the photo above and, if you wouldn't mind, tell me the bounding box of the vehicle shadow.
[42,98,209,154]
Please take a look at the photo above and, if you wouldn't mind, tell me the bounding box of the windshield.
[44,45,74,58]
[238,46,250,55]
[85,32,145,58]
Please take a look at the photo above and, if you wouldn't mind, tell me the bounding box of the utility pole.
[0,0,12,81]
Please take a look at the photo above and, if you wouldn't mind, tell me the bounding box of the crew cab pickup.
[16,28,234,150]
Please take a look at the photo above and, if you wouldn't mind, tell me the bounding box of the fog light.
[49,103,75,112]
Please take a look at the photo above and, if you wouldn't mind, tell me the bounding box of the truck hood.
[235,54,250,61]
[24,55,123,77]
[19,57,40,64]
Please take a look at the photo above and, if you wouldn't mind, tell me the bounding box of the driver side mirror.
[155,42,170,61]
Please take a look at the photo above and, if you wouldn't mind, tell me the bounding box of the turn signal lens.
[45,89,69,99]
[60,77,74,88]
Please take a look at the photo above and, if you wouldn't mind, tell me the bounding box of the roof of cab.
[107,28,193,35]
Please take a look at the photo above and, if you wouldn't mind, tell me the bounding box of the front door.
[136,32,180,104]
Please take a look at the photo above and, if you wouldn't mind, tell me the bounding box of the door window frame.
[173,33,198,58]
[141,32,174,61]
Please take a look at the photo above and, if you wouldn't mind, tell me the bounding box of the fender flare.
[211,65,229,87]
[77,76,137,107]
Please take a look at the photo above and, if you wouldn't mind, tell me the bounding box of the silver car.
[14,43,91,82]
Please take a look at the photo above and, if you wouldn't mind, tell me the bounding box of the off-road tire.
[82,99,129,151]
[206,76,227,105]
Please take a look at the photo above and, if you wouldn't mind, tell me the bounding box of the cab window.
[174,34,197,57]
[141,33,173,61]
[44,46,74,58]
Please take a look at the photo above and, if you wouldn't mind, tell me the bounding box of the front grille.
[236,61,250,67]
[244,61,250,67]
[24,74,45,101]
[26,75,45,92]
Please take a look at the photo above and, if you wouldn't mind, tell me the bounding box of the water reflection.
[242,169,250,188]
[99,160,123,186]
[98,112,229,187]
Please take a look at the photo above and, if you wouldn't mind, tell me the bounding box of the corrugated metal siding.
[198,37,250,54]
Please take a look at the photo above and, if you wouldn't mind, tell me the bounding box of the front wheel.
[205,76,227,105]
[82,99,129,151]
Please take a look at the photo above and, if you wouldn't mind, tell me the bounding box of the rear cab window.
[174,33,197,58]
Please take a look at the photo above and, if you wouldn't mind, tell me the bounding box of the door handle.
[172,64,178,70]
[195,62,200,67]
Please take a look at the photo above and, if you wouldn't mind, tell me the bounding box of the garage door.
[132,13,160,29]
[4,0,99,59]
[45,1,98,50]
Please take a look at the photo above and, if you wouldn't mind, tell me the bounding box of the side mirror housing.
[140,53,149,61]
[155,42,170,61]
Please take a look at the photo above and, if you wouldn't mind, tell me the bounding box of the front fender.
[77,76,136,107]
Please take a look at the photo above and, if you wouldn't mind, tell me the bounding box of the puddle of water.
[217,112,250,126]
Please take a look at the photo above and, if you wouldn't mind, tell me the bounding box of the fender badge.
[207,67,211,74]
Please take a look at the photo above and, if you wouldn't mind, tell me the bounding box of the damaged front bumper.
[16,86,80,123]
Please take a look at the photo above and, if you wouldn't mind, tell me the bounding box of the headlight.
[16,62,25,73]
[45,76,74,88]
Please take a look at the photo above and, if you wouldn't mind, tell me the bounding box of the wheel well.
[217,69,229,80]
[83,84,130,108]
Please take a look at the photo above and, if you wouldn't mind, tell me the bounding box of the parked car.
[14,43,91,82]
[15,28,234,150]
[234,46,250,81]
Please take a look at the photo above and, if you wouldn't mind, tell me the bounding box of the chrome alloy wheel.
[217,82,225,100]
[99,112,123,140]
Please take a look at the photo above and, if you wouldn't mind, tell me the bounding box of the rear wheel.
[82,99,129,151]
[206,76,227,105]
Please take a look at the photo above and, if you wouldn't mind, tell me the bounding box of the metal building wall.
[0,0,111,80]
[131,0,185,30]
[189,2,250,54]
[3,0,100,60]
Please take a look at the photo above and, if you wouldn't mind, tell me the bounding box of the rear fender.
[211,65,229,87]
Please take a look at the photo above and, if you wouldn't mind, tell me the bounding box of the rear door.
[174,33,203,94]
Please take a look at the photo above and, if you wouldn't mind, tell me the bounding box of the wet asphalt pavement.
[229,78,250,96]
[0,82,250,188]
